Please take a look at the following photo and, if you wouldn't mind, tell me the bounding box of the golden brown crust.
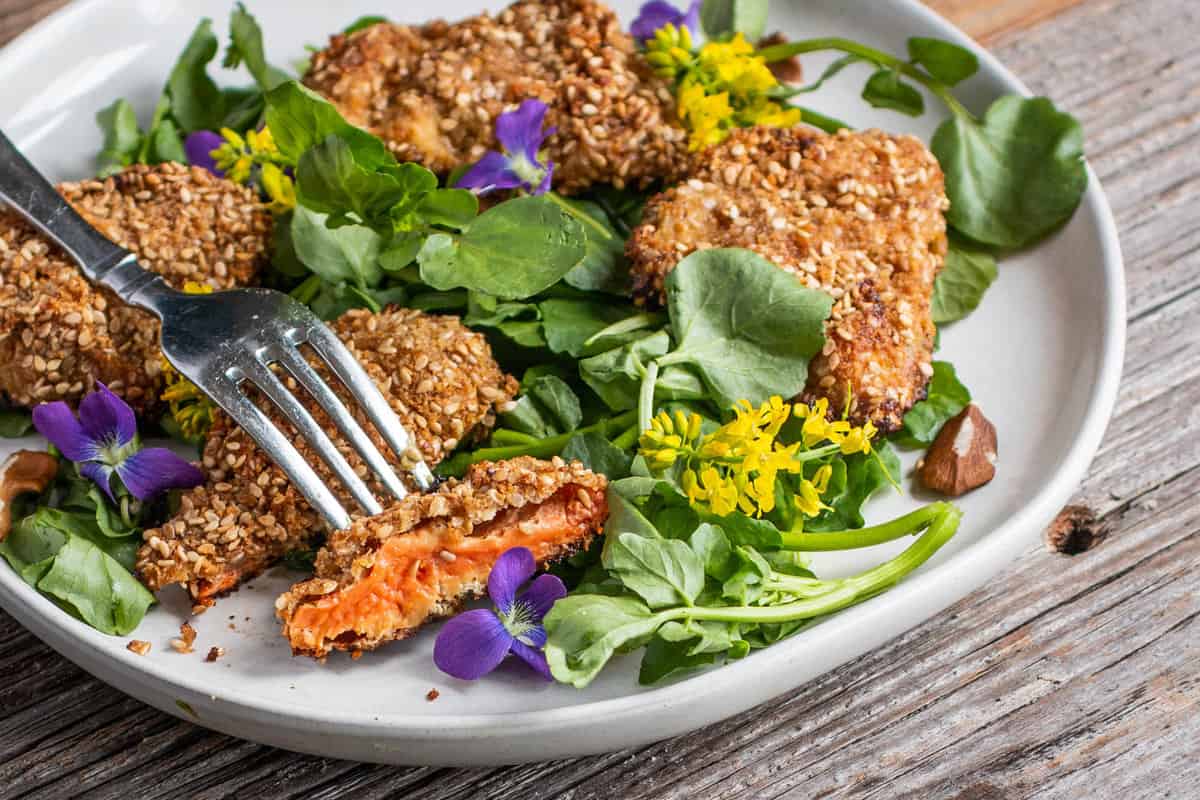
[0,163,272,413]
[136,308,519,606]
[626,126,949,431]
[277,456,608,658]
[302,0,688,194]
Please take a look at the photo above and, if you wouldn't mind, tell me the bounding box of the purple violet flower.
[456,99,556,196]
[630,0,701,41]
[32,382,204,503]
[433,547,566,681]
[184,130,225,177]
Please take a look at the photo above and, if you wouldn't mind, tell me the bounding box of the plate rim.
[0,0,1126,750]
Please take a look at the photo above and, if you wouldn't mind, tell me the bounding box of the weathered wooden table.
[2,0,1197,797]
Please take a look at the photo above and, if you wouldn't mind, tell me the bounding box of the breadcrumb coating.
[277,456,608,659]
[137,308,519,608]
[627,126,949,431]
[303,0,688,194]
[0,163,272,413]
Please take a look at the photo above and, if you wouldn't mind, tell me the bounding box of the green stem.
[679,504,961,624]
[437,409,639,476]
[638,361,659,434]
[780,502,950,551]
[490,429,539,446]
[582,313,667,350]
[612,423,641,451]
[758,37,974,120]
[793,105,853,134]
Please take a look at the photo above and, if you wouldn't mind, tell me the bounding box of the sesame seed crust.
[136,308,520,607]
[277,456,608,659]
[302,0,688,194]
[626,126,950,432]
[0,162,272,413]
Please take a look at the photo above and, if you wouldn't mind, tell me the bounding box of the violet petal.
[116,447,204,501]
[456,151,524,194]
[433,609,514,680]
[31,401,99,462]
[79,461,117,503]
[682,0,702,34]
[184,130,225,176]
[533,160,555,196]
[77,382,137,448]
[487,547,536,615]
[509,638,554,681]
[520,574,567,622]
[495,99,550,164]
[630,1,686,40]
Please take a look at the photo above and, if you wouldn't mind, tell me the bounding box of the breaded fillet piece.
[137,308,519,608]
[627,127,949,431]
[277,456,607,659]
[303,0,687,194]
[0,163,272,413]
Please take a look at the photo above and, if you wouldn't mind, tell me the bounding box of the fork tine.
[238,356,384,517]
[268,343,409,503]
[208,380,352,530]
[303,323,437,491]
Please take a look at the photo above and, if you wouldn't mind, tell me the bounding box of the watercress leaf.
[166,19,225,133]
[146,118,187,165]
[264,81,391,166]
[218,86,266,132]
[652,504,700,540]
[406,289,468,312]
[35,535,154,635]
[528,375,583,433]
[290,206,383,287]
[689,522,735,580]
[932,241,998,324]
[225,3,290,91]
[602,532,705,608]
[580,330,671,411]
[862,68,925,116]
[0,512,67,580]
[639,634,717,685]
[539,299,634,358]
[697,508,783,550]
[544,594,663,688]
[907,37,979,87]
[344,15,387,33]
[305,280,387,320]
[416,188,478,231]
[417,196,586,300]
[655,365,707,401]
[0,409,33,437]
[661,249,832,409]
[499,396,553,438]
[378,231,425,273]
[805,442,899,530]
[297,136,436,227]
[722,544,772,604]
[95,99,143,177]
[554,196,629,295]
[897,361,970,446]
[700,0,769,42]
[580,311,668,357]
[932,95,1088,249]
[603,485,663,542]
[562,432,633,480]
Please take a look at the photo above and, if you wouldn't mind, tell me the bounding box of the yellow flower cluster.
[212,127,296,213]
[640,395,878,521]
[160,282,218,441]
[647,30,802,150]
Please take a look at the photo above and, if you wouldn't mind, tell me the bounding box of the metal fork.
[0,131,434,530]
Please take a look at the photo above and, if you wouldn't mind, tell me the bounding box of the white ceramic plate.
[0,0,1123,765]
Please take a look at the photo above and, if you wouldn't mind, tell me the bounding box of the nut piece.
[0,450,59,540]
[171,622,198,654]
[127,640,152,656]
[919,404,997,496]
[205,646,225,662]
[759,32,804,85]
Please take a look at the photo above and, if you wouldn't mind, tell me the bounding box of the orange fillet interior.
[284,484,606,656]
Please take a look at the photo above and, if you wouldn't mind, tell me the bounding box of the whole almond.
[919,405,997,496]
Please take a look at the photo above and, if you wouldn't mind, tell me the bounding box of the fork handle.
[0,129,174,317]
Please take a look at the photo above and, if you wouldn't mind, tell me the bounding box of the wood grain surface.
[3,0,1199,798]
